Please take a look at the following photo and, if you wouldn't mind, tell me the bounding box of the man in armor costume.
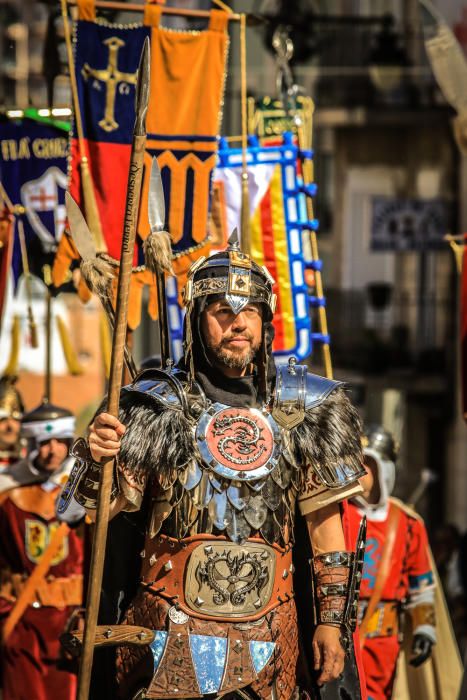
[0,401,84,700]
[0,375,25,471]
[346,425,437,700]
[61,236,367,699]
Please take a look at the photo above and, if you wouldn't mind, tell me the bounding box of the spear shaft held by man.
[76,36,150,700]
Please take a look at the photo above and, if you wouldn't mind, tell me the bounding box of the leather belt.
[0,572,83,608]
[358,599,399,638]
[141,533,294,622]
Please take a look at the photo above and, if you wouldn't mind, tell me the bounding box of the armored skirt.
[117,534,300,699]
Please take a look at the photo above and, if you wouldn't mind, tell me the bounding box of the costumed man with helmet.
[346,425,438,700]
[0,401,84,700]
[60,234,367,699]
[0,375,25,471]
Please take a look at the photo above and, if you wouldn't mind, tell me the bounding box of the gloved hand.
[409,633,434,667]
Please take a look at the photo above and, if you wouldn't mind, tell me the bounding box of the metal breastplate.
[149,401,301,548]
[128,361,359,547]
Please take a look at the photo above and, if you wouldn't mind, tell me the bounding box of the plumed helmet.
[21,401,75,445]
[0,375,24,420]
[181,230,277,399]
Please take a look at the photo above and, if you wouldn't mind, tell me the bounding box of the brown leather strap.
[64,625,155,653]
[312,552,353,627]
[360,502,401,647]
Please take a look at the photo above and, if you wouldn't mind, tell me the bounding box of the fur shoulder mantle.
[111,377,362,486]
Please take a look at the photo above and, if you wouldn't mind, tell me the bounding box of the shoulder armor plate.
[121,368,191,412]
[272,358,341,429]
[305,372,342,409]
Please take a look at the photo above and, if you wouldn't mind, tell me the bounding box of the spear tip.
[134,36,150,136]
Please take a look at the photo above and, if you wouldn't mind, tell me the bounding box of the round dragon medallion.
[196,405,280,481]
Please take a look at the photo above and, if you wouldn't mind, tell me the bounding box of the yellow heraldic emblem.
[81,37,138,133]
[25,520,69,565]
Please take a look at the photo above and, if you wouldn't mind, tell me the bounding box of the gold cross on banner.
[81,37,138,133]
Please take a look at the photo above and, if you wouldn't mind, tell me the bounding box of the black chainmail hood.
[177,297,275,407]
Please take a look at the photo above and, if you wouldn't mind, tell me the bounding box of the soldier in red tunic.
[0,401,85,700]
[0,375,25,472]
[346,426,436,700]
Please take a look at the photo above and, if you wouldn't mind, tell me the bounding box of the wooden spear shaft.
[76,38,150,700]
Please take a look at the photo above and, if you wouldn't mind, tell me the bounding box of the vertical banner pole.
[239,13,251,256]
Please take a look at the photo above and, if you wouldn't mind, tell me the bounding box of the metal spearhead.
[66,192,137,379]
[134,37,150,136]
[146,157,172,367]
[146,156,172,275]
[148,156,166,233]
[65,192,98,262]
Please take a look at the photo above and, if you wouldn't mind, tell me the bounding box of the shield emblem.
[25,519,68,565]
[25,519,48,562]
[21,166,67,252]
[49,521,69,565]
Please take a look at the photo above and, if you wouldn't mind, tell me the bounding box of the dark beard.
[206,334,261,370]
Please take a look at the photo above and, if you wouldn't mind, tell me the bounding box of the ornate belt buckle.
[185,541,277,618]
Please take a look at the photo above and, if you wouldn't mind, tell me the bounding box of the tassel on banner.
[99,310,111,379]
[56,315,84,376]
[3,316,21,376]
